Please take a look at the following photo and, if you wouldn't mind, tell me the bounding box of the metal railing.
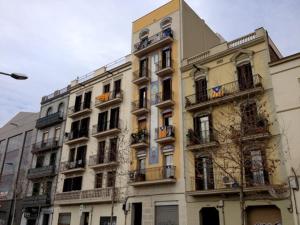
[241,117,269,136]
[154,91,174,104]
[186,129,217,146]
[134,28,173,52]
[129,166,176,182]
[131,129,149,145]
[36,111,64,128]
[155,125,175,140]
[132,68,150,81]
[41,86,70,103]
[68,101,92,115]
[131,99,149,111]
[23,194,50,207]
[55,187,117,202]
[185,74,262,107]
[88,152,118,166]
[60,160,85,172]
[27,165,55,179]
[32,138,59,153]
[92,119,121,134]
[66,129,89,141]
[95,90,123,105]
[156,59,173,71]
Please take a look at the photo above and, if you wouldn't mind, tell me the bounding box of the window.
[68,146,86,167]
[81,212,89,225]
[162,47,171,68]
[163,111,172,127]
[162,78,172,101]
[237,63,254,91]
[42,131,49,143]
[109,138,117,162]
[74,95,82,112]
[139,87,147,108]
[98,141,106,164]
[70,118,90,139]
[195,78,208,102]
[83,91,92,109]
[32,182,40,196]
[164,154,174,178]
[160,17,172,29]
[114,80,121,97]
[195,156,214,190]
[98,111,108,132]
[50,152,56,166]
[58,103,64,115]
[137,118,147,131]
[63,176,82,192]
[107,171,116,187]
[139,58,148,77]
[42,214,50,225]
[103,83,110,93]
[138,158,146,181]
[36,155,45,168]
[69,148,75,162]
[95,173,103,188]
[58,213,71,225]
[109,107,119,129]
[244,148,268,186]
[100,216,116,225]
[46,107,53,116]
[193,115,212,144]
[55,127,61,141]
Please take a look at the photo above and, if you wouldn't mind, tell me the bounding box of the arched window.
[160,17,172,29]
[46,107,53,116]
[58,103,64,115]
[139,28,149,40]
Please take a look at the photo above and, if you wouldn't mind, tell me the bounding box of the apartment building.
[52,55,132,225]
[127,0,220,225]
[0,112,38,225]
[270,52,300,225]
[21,87,70,225]
[181,28,294,225]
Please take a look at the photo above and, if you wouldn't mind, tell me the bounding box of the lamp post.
[0,72,28,80]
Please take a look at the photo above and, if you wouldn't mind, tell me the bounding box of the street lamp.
[0,72,28,80]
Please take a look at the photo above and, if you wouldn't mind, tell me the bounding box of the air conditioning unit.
[223,176,236,188]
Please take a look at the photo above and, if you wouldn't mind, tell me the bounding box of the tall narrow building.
[52,55,132,225]
[128,1,220,224]
[21,87,70,225]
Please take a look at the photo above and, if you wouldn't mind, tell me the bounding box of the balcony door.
[162,78,172,101]
[109,138,117,162]
[139,58,148,77]
[98,111,108,132]
[110,107,119,129]
[164,154,174,179]
[83,91,91,109]
[195,78,207,103]
[103,83,110,93]
[194,115,211,143]
[76,145,86,166]
[195,156,214,190]
[114,79,121,97]
[79,117,90,137]
[241,102,257,134]
[139,87,147,108]
[162,47,171,68]
[98,141,105,164]
[74,95,82,112]
[71,120,80,139]
[237,63,254,91]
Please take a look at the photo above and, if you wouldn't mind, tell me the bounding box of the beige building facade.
[52,55,132,225]
[127,0,220,225]
[181,28,294,225]
[270,52,300,225]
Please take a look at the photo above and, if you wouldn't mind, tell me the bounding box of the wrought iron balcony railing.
[155,125,175,140]
[129,166,176,183]
[131,129,149,145]
[95,90,123,108]
[132,68,150,84]
[131,99,150,115]
[27,165,55,179]
[36,111,64,129]
[32,138,59,153]
[185,74,263,110]
[65,129,89,141]
[92,119,121,136]
[88,153,118,167]
[68,101,92,116]
[60,160,85,173]
[186,129,218,146]
[23,194,50,208]
[134,28,173,54]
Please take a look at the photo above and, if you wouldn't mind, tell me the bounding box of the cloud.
[0,0,299,126]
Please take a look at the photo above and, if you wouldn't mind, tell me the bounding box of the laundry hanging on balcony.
[96,93,110,102]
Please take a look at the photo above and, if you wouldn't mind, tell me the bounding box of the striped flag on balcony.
[212,85,223,98]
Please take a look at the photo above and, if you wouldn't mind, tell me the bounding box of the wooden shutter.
[83,91,91,109]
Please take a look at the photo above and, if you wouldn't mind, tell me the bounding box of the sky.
[0,0,299,127]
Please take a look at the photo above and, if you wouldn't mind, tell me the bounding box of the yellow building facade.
[181,28,294,225]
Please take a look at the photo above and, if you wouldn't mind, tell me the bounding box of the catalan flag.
[212,85,224,98]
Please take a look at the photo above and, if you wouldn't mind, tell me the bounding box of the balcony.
[60,160,85,174]
[88,154,118,170]
[64,130,89,145]
[186,129,218,151]
[55,187,118,205]
[154,91,174,109]
[185,74,263,112]
[32,138,59,154]
[132,69,150,85]
[92,121,121,138]
[133,28,174,57]
[129,166,176,186]
[27,165,55,180]
[23,194,50,208]
[155,126,175,144]
[68,102,92,118]
[131,129,149,149]
[156,60,174,77]
[240,117,270,142]
[187,176,281,197]
[36,111,64,129]
[131,100,150,116]
[95,90,123,109]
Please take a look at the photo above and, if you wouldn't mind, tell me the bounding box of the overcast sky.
[0,0,299,127]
